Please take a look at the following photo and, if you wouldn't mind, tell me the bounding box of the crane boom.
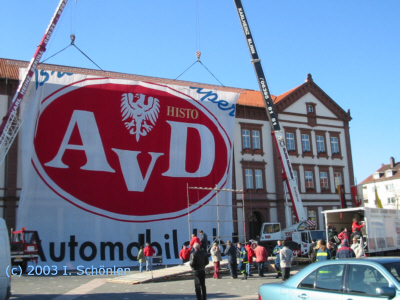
[233,0,307,223]
[0,0,69,166]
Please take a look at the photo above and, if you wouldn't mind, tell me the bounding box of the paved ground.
[9,263,305,300]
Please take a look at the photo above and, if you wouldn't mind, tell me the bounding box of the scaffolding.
[186,185,246,249]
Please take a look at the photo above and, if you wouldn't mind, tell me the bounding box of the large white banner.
[17,69,239,270]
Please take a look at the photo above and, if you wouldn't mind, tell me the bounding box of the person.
[279,241,293,282]
[224,240,238,279]
[237,242,248,280]
[210,243,222,279]
[352,218,364,233]
[308,239,317,262]
[179,244,191,264]
[336,239,355,259]
[137,245,146,272]
[199,230,208,252]
[315,240,332,261]
[190,242,209,300]
[327,241,337,259]
[254,243,269,277]
[351,237,364,258]
[245,242,255,276]
[190,234,201,251]
[144,242,156,271]
[272,240,283,278]
[338,228,351,243]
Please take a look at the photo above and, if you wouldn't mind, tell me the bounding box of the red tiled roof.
[361,160,400,184]
[0,58,280,109]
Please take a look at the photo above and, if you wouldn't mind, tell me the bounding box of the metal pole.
[187,183,191,239]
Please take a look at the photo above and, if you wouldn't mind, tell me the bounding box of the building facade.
[360,157,400,209]
[0,58,355,240]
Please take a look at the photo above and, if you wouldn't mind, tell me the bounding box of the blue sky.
[1,0,399,183]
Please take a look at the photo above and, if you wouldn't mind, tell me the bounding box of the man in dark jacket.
[199,230,208,252]
[190,243,209,300]
[224,240,238,279]
[336,239,355,259]
[308,239,317,262]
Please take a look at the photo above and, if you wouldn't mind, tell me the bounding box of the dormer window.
[373,172,383,180]
[385,169,395,178]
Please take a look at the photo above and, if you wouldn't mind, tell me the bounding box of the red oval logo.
[33,79,231,222]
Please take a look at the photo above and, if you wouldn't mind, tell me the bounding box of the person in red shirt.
[254,244,269,277]
[338,228,351,242]
[179,244,191,264]
[189,234,201,250]
[352,218,364,232]
[143,242,156,271]
[245,242,255,276]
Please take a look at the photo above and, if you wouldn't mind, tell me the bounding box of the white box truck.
[322,207,400,255]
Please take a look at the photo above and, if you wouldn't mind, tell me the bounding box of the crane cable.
[40,1,103,71]
[174,0,224,86]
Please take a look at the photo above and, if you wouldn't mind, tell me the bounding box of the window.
[242,129,251,149]
[241,161,267,193]
[306,102,316,115]
[387,197,396,204]
[329,132,342,158]
[316,136,325,153]
[302,134,311,152]
[245,169,253,189]
[286,132,295,151]
[320,172,329,191]
[299,264,345,291]
[305,171,314,189]
[240,123,264,155]
[348,265,389,296]
[255,169,263,189]
[252,130,261,150]
[331,137,339,154]
[386,184,394,191]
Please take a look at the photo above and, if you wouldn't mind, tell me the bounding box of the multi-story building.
[0,58,354,240]
[360,157,400,209]
[234,73,354,239]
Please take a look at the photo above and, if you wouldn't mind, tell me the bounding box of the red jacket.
[179,248,191,260]
[144,246,156,257]
[245,245,255,263]
[338,231,351,242]
[189,236,201,247]
[352,221,364,232]
[254,245,269,263]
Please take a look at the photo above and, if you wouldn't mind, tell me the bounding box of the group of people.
[223,240,269,281]
[309,218,365,262]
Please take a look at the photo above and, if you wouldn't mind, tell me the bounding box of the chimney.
[390,157,395,168]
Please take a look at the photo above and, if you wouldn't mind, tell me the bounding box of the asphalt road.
[9,264,305,300]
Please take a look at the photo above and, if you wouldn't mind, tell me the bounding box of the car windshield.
[310,231,326,240]
[383,262,400,283]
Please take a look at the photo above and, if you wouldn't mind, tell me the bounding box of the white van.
[0,218,11,300]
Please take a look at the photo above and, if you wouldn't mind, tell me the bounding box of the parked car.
[259,258,400,300]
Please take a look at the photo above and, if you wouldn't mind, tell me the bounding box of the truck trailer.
[322,207,400,255]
